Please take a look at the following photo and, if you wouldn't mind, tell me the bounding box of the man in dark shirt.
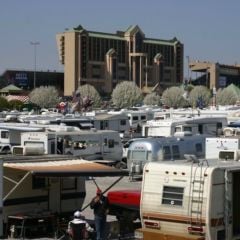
[90,188,109,240]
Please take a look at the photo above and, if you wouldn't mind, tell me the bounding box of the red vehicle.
[107,189,141,220]
[107,189,141,235]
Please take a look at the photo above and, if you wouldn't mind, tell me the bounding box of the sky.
[1,0,240,79]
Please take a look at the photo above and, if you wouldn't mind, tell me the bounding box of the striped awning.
[5,95,30,103]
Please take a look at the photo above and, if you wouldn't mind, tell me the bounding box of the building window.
[162,186,184,206]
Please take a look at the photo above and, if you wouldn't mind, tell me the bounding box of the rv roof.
[144,159,240,173]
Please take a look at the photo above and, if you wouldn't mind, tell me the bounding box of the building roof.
[0,84,22,93]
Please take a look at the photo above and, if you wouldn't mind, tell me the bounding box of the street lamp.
[30,41,40,88]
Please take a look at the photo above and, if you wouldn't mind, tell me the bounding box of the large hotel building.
[56,25,183,97]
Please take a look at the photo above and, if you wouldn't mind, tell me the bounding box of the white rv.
[135,153,240,240]
[205,127,240,159]
[127,134,205,180]
[142,115,227,137]
[13,129,123,166]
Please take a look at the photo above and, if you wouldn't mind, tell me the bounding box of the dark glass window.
[32,176,46,189]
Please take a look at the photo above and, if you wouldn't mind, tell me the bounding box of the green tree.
[8,100,24,110]
[111,81,143,108]
[216,84,239,105]
[0,97,9,110]
[188,86,211,108]
[161,87,186,108]
[143,92,161,106]
[77,84,102,108]
[29,86,59,108]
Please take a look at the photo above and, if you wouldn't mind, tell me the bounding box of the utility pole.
[30,41,40,89]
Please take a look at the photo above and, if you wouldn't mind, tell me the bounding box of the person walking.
[90,188,109,240]
[67,210,94,240]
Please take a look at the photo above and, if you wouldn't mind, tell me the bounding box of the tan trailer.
[136,153,240,240]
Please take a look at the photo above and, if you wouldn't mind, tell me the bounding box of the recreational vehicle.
[135,152,240,240]
[142,115,227,137]
[127,134,205,180]
[0,154,127,238]
[13,129,123,166]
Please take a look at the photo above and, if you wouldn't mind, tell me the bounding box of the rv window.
[132,150,147,161]
[32,176,46,189]
[183,126,192,132]
[73,141,87,150]
[120,119,126,125]
[162,186,184,206]
[198,124,203,134]
[163,146,171,160]
[174,127,181,132]
[108,139,114,148]
[62,178,77,190]
[195,143,203,153]
[133,116,139,121]
[172,145,180,159]
[141,116,146,120]
[1,131,9,139]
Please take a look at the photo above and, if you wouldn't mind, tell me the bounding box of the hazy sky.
[1,0,240,78]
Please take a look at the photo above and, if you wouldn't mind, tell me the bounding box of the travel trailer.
[18,113,94,130]
[89,112,130,137]
[0,154,127,237]
[127,134,205,180]
[142,115,227,137]
[205,126,240,159]
[135,153,240,240]
[13,129,123,166]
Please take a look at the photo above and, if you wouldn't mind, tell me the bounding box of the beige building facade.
[56,25,184,97]
[189,60,240,90]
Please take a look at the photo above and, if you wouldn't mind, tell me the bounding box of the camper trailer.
[142,116,227,137]
[0,154,127,238]
[135,152,240,240]
[13,129,123,166]
[127,134,205,180]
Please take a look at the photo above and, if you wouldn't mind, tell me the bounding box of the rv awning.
[4,159,128,177]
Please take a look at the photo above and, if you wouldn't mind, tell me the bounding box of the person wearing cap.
[67,210,93,240]
[90,188,109,240]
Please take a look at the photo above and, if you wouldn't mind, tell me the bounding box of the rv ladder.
[189,162,206,231]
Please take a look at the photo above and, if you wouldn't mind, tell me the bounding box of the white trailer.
[14,129,123,166]
[142,115,227,137]
[135,152,240,240]
[206,137,240,159]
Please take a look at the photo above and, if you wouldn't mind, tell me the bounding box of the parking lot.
[82,176,142,239]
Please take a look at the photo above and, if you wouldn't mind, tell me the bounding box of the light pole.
[186,55,190,82]
[30,41,40,88]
